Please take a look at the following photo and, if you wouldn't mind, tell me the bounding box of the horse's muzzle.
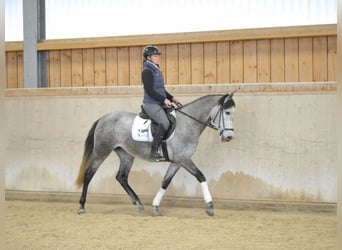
[220,129,234,142]
[221,136,233,142]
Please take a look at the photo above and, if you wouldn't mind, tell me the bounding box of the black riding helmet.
[143,45,161,60]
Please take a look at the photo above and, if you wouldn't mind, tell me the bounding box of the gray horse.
[76,92,236,216]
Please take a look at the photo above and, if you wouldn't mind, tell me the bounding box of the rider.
[141,45,180,161]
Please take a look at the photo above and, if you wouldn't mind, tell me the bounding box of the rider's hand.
[172,97,181,106]
[164,98,172,106]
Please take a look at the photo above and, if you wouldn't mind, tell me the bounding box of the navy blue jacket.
[142,60,173,105]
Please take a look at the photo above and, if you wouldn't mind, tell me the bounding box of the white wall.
[5,0,337,41]
[4,83,337,203]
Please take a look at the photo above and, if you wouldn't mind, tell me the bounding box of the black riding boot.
[150,125,166,161]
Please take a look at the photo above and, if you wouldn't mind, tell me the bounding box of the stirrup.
[150,151,160,162]
[150,153,160,162]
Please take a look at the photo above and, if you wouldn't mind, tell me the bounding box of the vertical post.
[38,0,47,87]
[337,0,342,248]
[23,0,46,88]
[0,0,4,248]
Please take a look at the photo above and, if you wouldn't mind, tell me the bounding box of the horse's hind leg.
[115,148,144,212]
[78,156,108,214]
[152,162,180,216]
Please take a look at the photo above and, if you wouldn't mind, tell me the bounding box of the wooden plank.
[6,52,18,88]
[191,43,204,84]
[5,26,338,89]
[46,52,50,87]
[71,49,83,87]
[105,48,117,86]
[230,41,243,83]
[35,24,337,51]
[129,46,142,86]
[83,49,95,86]
[5,82,336,98]
[165,44,179,85]
[243,40,257,83]
[284,38,299,82]
[327,36,336,81]
[17,52,24,88]
[217,42,230,83]
[178,44,191,84]
[270,39,285,82]
[158,45,166,77]
[5,41,23,51]
[48,50,61,87]
[204,42,217,84]
[257,40,271,83]
[94,48,106,86]
[117,47,129,85]
[60,50,72,87]
[298,38,313,82]
[313,37,328,81]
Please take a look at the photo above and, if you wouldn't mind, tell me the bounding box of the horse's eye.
[225,111,230,115]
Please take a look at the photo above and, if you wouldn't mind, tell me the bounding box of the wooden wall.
[5,24,337,88]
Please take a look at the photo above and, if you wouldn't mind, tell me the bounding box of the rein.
[175,106,219,131]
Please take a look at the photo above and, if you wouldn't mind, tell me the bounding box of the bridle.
[175,104,234,134]
[210,106,234,136]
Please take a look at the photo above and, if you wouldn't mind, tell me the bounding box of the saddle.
[131,106,176,142]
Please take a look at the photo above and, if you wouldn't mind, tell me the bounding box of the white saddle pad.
[131,116,154,142]
[131,110,176,142]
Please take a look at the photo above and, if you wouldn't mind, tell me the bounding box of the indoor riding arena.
[4,1,340,249]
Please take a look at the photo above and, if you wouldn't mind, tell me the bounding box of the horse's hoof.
[152,206,160,217]
[137,204,144,212]
[78,208,86,215]
[133,200,144,212]
[205,202,214,216]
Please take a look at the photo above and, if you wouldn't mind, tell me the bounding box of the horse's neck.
[183,95,221,121]
[174,95,221,143]
[179,95,221,131]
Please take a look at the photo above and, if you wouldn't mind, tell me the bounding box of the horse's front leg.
[152,162,180,216]
[180,159,214,216]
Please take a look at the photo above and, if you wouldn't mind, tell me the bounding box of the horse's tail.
[75,119,100,188]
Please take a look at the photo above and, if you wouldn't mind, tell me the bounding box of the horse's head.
[210,91,236,142]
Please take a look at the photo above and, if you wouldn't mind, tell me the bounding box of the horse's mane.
[177,94,235,110]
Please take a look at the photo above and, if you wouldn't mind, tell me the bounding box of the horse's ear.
[219,91,236,106]
[219,91,236,109]
[218,94,228,105]
[227,90,236,100]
